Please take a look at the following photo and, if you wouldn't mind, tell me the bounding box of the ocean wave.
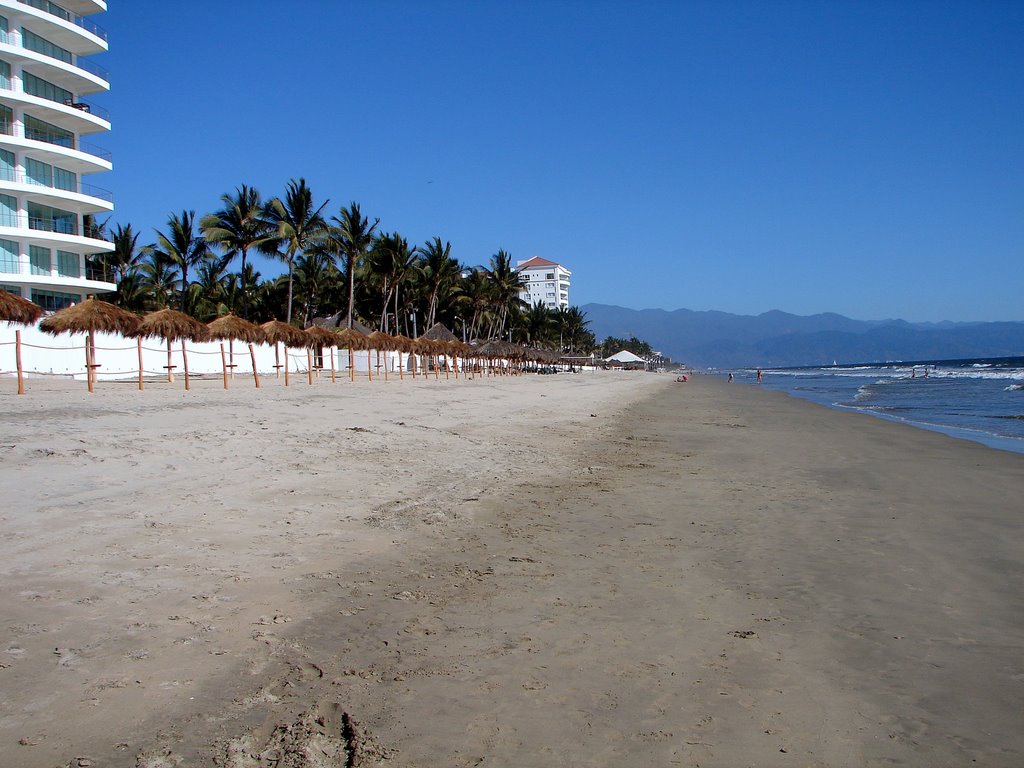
[1006,384,1024,392]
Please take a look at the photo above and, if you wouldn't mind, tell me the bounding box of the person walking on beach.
[756,369,763,383]
[728,372,734,383]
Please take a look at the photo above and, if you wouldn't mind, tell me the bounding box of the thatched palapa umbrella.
[1,289,43,395]
[261,320,307,386]
[304,325,340,384]
[0,289,42,326]
[131,308,209,391]
[335,327,366,382]
[367,331,399,382]
[39,298,140,393]
[207,314,266,389]
[391,334,415,379]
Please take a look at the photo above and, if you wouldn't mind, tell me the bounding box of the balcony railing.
[0,167,113,202]
[17,0,109,43]
[61,97,109,122]
[22,122,112,161]
[0,259,116,283]
[0,27,110,82]
[85,258,114,283]
[74,57,109,82]
[25,215,109,241]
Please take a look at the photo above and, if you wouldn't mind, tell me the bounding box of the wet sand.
[1,374,1023,766]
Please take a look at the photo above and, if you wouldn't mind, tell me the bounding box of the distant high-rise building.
[0,0,113,310]
[516,256,571,310]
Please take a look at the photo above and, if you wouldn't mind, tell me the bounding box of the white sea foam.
[1006,384,1024,392]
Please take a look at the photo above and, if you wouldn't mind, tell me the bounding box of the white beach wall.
[0,326,410,381]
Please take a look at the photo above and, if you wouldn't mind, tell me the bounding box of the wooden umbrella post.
[283,346,289,386]
[349,347,355,383]
[15,329,24,395]
[434,354,440,380]
[248,343,260,388]
[411,351,417,379]
[274,342,281,378]
[307,349,313,385]
[397,351,404,381]
[182,339,191,391]
[166,338,174,383]
[367,348,373,382]
[220,342,229,389]
[382,349,389,382]
[85,330,94,393]
[444,354,451,381]
[330,347,336,383]
[229,339,235,379]
[137,337,144,391]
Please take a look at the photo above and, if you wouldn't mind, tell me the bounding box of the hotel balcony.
[5,0,108,53]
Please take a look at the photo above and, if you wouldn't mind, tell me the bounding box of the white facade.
[0,0,114,311]
[516,256,571,310]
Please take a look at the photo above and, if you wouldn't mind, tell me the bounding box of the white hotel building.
[0,0,113,311]
[516,256,571,310]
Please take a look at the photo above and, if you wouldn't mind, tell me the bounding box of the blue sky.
[95,1,1022,322]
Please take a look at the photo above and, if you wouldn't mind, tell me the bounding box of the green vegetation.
[89,179,594,351]
[596,336,654,359]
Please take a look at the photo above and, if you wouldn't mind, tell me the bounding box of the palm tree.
[519,301,557,346]
[333,202,379,329]
[139,248,179,309]
[367,232,417,333]
[485,249,528,338]
[264,178,329,324]
[200,184,272,318]
[460,267,493,340]
[419,236,461,328]
[108,223,143,284]
[148,210,210,312]
[293,250,342,327]
[557,305,592,352]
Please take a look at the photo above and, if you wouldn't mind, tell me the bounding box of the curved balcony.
[0,215,113,253]
[0,264,116,294]
[0,168,112,213]
[0,34,108,94]
[0,85,109,133]
[0,131,111,175]
[10,0,108,51]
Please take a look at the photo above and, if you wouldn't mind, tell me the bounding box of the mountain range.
[580,304,1024,369]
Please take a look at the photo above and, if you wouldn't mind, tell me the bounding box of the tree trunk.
[240,247,248,318]
[346,253,356,329]
[285,259,295,324]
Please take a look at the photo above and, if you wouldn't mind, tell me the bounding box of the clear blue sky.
[95,0,1022,322]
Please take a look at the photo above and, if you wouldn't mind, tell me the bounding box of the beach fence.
[0,326,499,391]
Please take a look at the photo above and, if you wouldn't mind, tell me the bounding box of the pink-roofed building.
[515,256,571,310]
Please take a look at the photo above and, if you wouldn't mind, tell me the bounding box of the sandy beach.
[1,373,1023,767]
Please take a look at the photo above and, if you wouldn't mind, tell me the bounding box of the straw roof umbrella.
[0,289,42,325]
[413,336,444,380]
[39,298,140,393]
[391,333,415,379]
[1,289,43,395]
[367,330,398,382]
[207,314,266,389]
[335,327,365,382]
[131,308,209,390]
[304,325,341,384]
[420,322,458,343]
[261,320,307,386]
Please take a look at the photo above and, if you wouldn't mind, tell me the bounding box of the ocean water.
[732,357,1024,455]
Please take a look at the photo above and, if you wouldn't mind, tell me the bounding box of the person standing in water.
[756,369,763,383]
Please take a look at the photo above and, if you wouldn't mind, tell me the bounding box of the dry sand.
[1,373,1022,767]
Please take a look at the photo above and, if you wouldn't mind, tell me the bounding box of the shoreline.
[2,375,1023,766]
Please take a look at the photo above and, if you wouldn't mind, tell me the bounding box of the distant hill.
[580,304,1024,368]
